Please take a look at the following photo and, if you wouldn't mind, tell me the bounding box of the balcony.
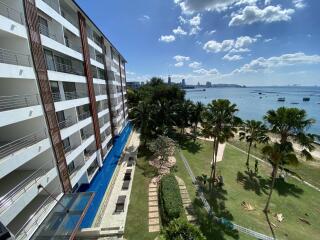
[78,111,91,121]
[0,94,40,112]
[81,131,93,141]
[0,0,24,25]
[39,22,82,54]
[47,60,84,76]
[0,161,55,217]
[84,149,96,161]
[0,48,31,67]
[52,91,87,102]
[42,0,59,13]
[58,117,75,129]
[0,129,47,160]
[64,144,79,156]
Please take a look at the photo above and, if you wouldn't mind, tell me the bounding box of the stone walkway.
[148,177,160,232]
[175,176,196,223]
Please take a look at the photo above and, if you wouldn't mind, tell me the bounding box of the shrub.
[159,174,183,224]
[161,218,206,240]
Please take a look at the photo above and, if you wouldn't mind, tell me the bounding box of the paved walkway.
[148,178,160,232]
[97,131,140,238]
[175,176,196,223]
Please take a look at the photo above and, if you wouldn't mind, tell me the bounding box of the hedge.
[159,174,183,224]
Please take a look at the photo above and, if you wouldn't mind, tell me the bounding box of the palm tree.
[202,99,240,184]
[262,107,315,238]
[239,120,269,171]
[190,102,205,140]
[131,101,154,146]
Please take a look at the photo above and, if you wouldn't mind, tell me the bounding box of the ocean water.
[186,86,320,134]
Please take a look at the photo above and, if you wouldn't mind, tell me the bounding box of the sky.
[76,0,320,86]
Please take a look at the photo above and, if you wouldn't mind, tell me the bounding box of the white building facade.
[0,0,128,239]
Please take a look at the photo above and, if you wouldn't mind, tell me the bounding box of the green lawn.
[178,138,320,240]
[229,139,320,189]
[124,147,159,240]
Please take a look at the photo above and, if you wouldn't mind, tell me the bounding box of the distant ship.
[303,97,310,102]
[278,97,285,102]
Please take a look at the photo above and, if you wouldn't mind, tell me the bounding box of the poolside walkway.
[97,131,140,238]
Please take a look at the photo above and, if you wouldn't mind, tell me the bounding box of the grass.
[177,138,320,240]
[124,147,159,240]
[229,139,320,189]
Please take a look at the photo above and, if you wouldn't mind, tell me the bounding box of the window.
[56,111,65,123]
[62,138,71,151]
[67,161,75,175]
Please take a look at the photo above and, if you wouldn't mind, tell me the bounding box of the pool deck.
[98,131,140,234]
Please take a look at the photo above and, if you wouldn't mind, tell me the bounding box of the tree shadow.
[171,132,202,154]
[236,171,269,196]
[192,186,239,239]
[273,178,304,198]
[135,146,158,178]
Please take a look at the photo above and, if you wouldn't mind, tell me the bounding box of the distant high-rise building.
[181,79,186,86]
[168,75,171,85]
[206,81,212,87]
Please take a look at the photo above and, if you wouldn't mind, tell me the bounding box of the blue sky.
[76,0,320,86]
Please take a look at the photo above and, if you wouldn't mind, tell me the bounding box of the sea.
[186,86,320,135]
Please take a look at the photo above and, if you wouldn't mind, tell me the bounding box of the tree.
[202,99,240,184]
[160,218,206,240]
[130,101,154,146]
[239,120,269,171]
[190,102,205,141]
[149,135,176,172]
[262,107,315,238]
[175,100,193,134]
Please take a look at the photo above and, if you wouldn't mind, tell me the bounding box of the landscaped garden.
[125,78,320,239]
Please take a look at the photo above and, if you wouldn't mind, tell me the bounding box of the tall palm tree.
[261,142,298,238]
[262,107,315,238]
[239,120,269,171]
[190,102,205,140]
[202,99,240,184]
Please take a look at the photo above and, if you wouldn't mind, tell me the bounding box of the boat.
[277,97,285,102]
[303,97,310,102]
[291,102,299,105]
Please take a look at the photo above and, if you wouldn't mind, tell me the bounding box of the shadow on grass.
[236,171,269,196]
[171,132,203,154]
[193,186,240,240]
[273,177,304,198]
[136,145,158,178]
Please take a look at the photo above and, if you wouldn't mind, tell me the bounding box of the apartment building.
[0,0,128,239]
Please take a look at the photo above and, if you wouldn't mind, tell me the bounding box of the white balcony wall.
[87,38,102,53]
[90,58,104,69]
[54,97,90,111]
[98,108,109,118]
[48,70,86,83]
[66,135,94,165]
[60,117,92,140]
[38,12,64,43]
[35,0,80,37]
[93,78,106,85]
[0,15,27,39]
[41,35,83,61]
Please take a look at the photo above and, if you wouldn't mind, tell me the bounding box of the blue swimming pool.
[79,123,132,228]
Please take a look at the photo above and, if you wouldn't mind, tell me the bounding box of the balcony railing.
[78,111,91,121]
[0,94,40,112]
[14,194,57,240]
[81,131,93,141]
[47,61,84,75]
[61,9,78,27]
[0,0,24,24]
[0,160,54,214]
[63,144,78,156]
[84,149,95,161]
[0,129,47,160]
[0,48,31,67]
[52,91,87,102]
[58,117,75,129]
[42,0,60,13]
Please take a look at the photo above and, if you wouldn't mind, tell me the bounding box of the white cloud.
[159,35,176,43]
[229,5,295,26]
[173,55,190,62]
[229,48,250,53]
[264,38,273,42]
[189,61,202,69]
[205,30,216,35]
[178,15,188,24]
[174,0,237,14]
[138,15,150,22]
[189,14,201,26]
[126,71,136,75]
[173,26,187,35]
[203,39,234,53]
[234,36,257,48]
[265,0,271,5]
[293,0,306,9]
[232,52,320,74]
[175,62,184,67]
[193,68,220,75]
[223,53,243,61]
[203,35,257,53]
